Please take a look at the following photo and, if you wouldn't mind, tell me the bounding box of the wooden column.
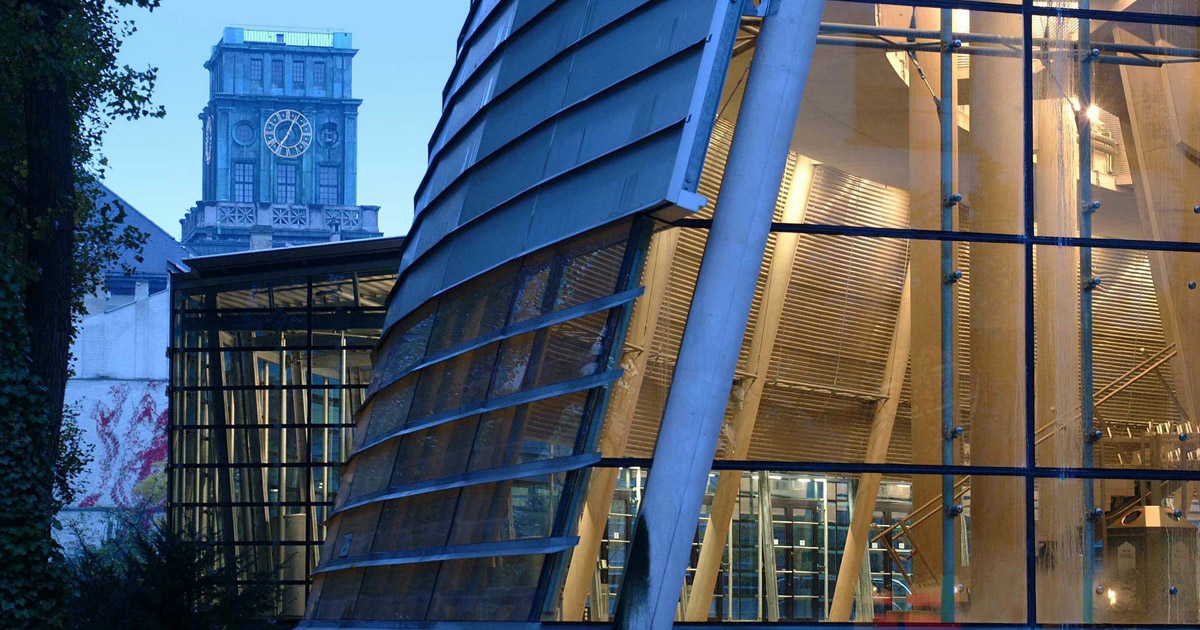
[1115,38,1200,623]
[1033,91,1082,623]
[965,10,1027,623]
[561,229,679,620]
[907,5,953,591]
[1116,26,1200,424]
[828,271,912,621]
[682,157,816,621]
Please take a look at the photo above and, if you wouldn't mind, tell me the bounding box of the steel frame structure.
[299,0,1200,627]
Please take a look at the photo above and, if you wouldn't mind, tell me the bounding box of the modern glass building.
[303,0,1200,628]
[167,237,401,619]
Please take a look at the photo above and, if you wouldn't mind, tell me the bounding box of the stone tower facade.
[182,27,381,255]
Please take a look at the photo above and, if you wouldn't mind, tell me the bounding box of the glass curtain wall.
[303,0,1200,627]
[558,0,1200,626]
[169,251,397,618]
[305,220,648,623]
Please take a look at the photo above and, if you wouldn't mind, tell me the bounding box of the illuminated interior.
[294,0,1200,625]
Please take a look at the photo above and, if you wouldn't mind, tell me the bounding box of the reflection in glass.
[561,469,1028,623]
[169,264,395,617]
[1036,477,1199,625]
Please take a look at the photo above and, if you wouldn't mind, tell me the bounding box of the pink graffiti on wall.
[76,381,168,509]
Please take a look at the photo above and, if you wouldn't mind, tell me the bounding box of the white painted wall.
[71,283,170,380]
[59,286,171,547]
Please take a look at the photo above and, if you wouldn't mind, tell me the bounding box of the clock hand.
[284,118,298,145]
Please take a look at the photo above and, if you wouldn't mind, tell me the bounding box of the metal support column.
[684,156,816,622]
[938,8,958,624]
[1078,4,1097,621]
[611,1,826,627]
[758,472,780,622]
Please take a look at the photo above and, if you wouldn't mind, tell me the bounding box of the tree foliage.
[67,519,276,630]
[0,1,163,627]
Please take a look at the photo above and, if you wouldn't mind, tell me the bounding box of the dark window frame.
[168,261,400,616]
[233,162,255,203]
[275,163,298,204]
[318,165,339,205]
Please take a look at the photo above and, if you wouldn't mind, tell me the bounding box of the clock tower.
[183,27,382,255]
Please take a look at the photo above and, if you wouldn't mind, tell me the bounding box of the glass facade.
[302,0,1200,627]
[167,239,402,619]
[307,220,646,622]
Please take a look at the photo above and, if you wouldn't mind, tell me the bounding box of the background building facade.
[59,186,190,546]
[182,27,381,255]
[167,238,400,619]
[297,0,1200,627]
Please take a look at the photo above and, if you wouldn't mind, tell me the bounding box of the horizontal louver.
[616,119,1182,470]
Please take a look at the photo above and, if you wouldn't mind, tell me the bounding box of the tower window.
[318,166,339,205]
[233,162,255,203]
[313,62,326,87]
[250,58,263,83]
[271,60,283,88]
[276,164,297,204]
[293,60,305,87]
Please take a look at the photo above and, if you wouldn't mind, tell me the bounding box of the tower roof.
[216,26,354,51]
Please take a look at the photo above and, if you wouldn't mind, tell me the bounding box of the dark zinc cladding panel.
[384,0,738,332]
[437,0,644,156]
[409,0,723,252]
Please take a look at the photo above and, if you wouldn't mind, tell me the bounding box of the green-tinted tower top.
[182,26,380,256]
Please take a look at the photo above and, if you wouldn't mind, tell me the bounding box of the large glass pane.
[312,568,364,620]
[551,226,630,310]
[312,269,396,308]
[341,442,399,502]
[390,414,480,486]
[272,277,310,308]
[364,375,417,444]
[1034,17,1200,244]
[447,473,567,546]
[1034,245,1196,469]
[426,261,518,356]
[614,232,1026,468]
[215,279,280,310]
[309,387,350,426]
[489,311,611,398]
[720,4,1024,234]
[427,555,545,621]
[468,390,591,470]
[371,302,436,391]
[406,340,499,421]
[372,490,460,552]
[1035,475,1199,625]
[324,502,383,561]
[353,564,436,620]
[559,469,1026,623]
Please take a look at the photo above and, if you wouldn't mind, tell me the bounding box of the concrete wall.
[72,283,170,381]
[58,287,171,546]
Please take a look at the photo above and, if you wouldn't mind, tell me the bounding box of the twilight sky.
[101,0,470,239]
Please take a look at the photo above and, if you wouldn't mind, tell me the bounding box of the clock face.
[263,109,313,158]
[204,115,213,165]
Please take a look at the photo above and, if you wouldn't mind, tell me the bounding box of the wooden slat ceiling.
[615,117,1183,470]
